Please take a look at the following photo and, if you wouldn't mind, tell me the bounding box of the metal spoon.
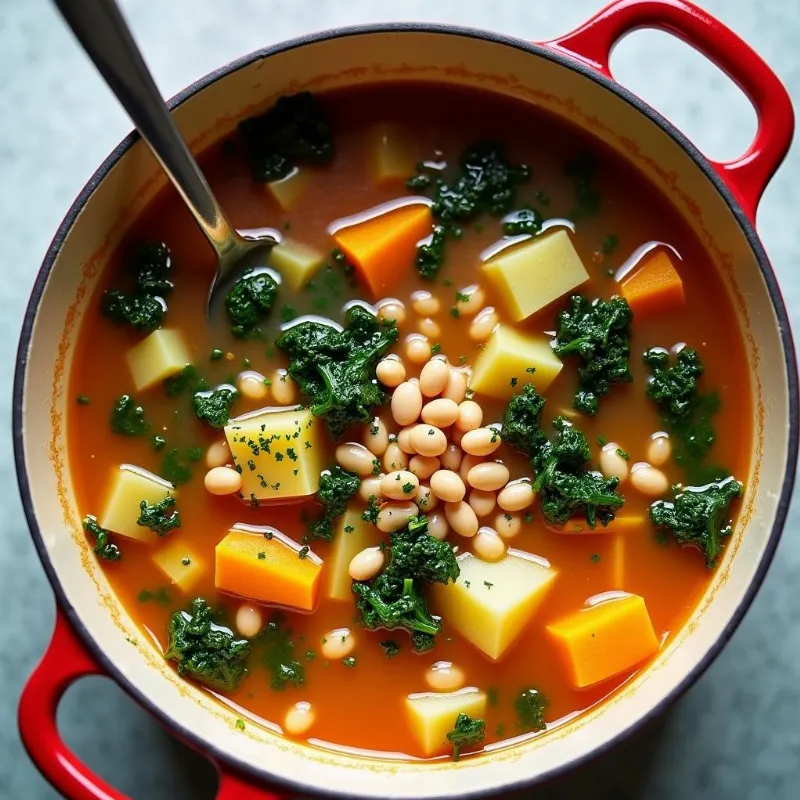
[54,0,278,313]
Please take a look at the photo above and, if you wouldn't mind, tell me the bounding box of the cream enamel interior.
[19,29,791,798]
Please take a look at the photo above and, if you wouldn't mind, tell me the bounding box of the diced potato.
[371,123,416,185]
[224,407,325,502]
[215,525,322,611]
[267,167,311,212]
[270,239,325,291]
[125,329,191,392]
[98,465,176,543]
[553,515,646,535]
[152,537,205,592]
[325,507,380,601]
[546,593,659,688]
[430,550,558,660]
[404,688,487,757]
[482,230,589,321]
[469,325,563,400]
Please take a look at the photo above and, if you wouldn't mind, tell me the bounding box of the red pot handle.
[543,0,794,222]
[19,608,286,800]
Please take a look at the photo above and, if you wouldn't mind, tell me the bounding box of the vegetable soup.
[69,82,749,761]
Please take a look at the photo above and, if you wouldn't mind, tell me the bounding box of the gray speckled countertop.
[1,1,798,797]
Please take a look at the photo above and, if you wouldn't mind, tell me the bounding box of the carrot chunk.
[545,593,659,688]
[332,202,432,297]
[621,250,685,317]
[215,527,322,611]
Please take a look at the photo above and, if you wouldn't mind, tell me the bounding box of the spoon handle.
[54,0,241,259]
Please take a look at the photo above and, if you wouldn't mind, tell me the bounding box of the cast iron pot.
[14,1,797,798]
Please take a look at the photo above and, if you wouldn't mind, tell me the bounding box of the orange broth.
[68,82,751,759]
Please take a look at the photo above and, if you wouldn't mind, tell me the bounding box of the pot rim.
[14,21,798,798]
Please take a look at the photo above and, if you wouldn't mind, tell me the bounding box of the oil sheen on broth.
[68,83,750,761]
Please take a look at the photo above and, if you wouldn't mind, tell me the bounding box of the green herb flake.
[76,395,90,405]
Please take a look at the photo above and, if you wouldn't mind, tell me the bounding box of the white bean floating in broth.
[425,661,465,691]
[421,397,460,427]
[377,299,406,324]
[410,424,448,457]
[383,442,409,472]
[455,400,483,432]
[336,442,378,477]
[419,358,450,398]
[381,470,419,500]
[349,547,385,582]
[392,381,423,426]
[460,427,502,456]
[648,433,671,466]
[284,702,315,737]
[430,469,466,503]
[411,290,440,317]
[468,489,497,518]
[205,466,242,495]
[473,527,507,562]
[425,511,449,540]
[205,440,231,469]
[416,483,438,511]
[599,442,630,482]
[271,368,297,405]
[321,628,356,660]
[441,368,468,404]
[440,443,463,472]
[376,500,419,532]
[630,462,670,496]
[405,334,432,364]
[363,417,389,455]
[409,455,440,480]
[497,479,535,512]
[359,475,383,503]
[445,500,479,538]
[418,317,441,340]
[467,461,510,491]
[494,511,523,539]
[376,356,406,388]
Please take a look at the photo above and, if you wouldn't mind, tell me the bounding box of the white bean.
[321,628,356,660]
[494,511,522,539]
[418,317,441,340]
[441,368,468,404]
[599,442,630,482]
[648,433,671,466]
[461,427,502,456]
[441,443,463,472]
[363,417,389,455]
[445,501,479,538]
[469,306,498,342]
[421,398,460,427]
[376,357,406,388]
[410,424,447,457]
[473,527,507,562]
[630,462,670,496]
[497,479,535,512]
[206,440,231,469]
[409,455,440,481]
[468,489,497,518]
[236,604,263,638]
[359,475,383,504]
[376,501,418,532]
[336,442,378,477]
[425,661,465,691]
[383,442,409,472]
[381,470,419,500]
[377,299,406,324]
[411,290,440,317]
[271,369,297,405]
[455,284,485,315]
[405,334,432,364]
[419,358,450,398]
[397,425,418,454]
[204,466,242,495]
[416,483,438,511]
[284,701,315,736]
[467,461,510,491]
[349,547,385,581]
[430,470,467,503]
[238,370,269,401]
[392,381,423,426]
[455,400,483,432]
[459,453,485,482]
[426,512,449,540]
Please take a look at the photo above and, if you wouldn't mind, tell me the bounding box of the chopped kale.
[82,515,121,561]
[379,640,400,659]
[164,365,209,396]
[76,394,90,405]
[277,305,398,437]
[110,395,149,436]
[193,385,239,429]
[160,447,200,485]
[446,713,486,762]
[164,598,250,691]
[225,270,278,338]
[515,688,548,732]
[152,434,166,451]
[262,613,305,691]
[501,383,548,457]
[309,466,361,541]
[553,295,633,415]
[649,476,743,568]
[137,495,180,536]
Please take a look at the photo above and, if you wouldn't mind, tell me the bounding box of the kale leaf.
[110,395,149,436]
[553,295,633,416]
[446,713,486,762]
[102,293,165,333]
[164,598,251,691]
[515,688,548,732]
[193,385,239,429]
[276,304,398,437]
[501,383,548,457]
[164,364,209,397]
[649,476,743,568]
[262,613,305,690]
[82,515,121,561]
[225,270,278,338]
[137,495,181,536]
[160,446,203,485]
[309,466,361,541]
[238,91,334,183]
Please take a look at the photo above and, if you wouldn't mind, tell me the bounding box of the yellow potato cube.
[325,507,381,601]
[152,537,205,592]
[125,329,191,392]
[483,230,589,321]
[98,465,176,543]
[546,593,659,688]
[469,325,563,399]
[266,167,311,211]
[404,688,487,757]
[430,550,558,660]
[225,407,324,502]
[270,239,325,291]
[371,123,417,185]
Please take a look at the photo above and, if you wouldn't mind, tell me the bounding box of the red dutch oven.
[15,1,797,798]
